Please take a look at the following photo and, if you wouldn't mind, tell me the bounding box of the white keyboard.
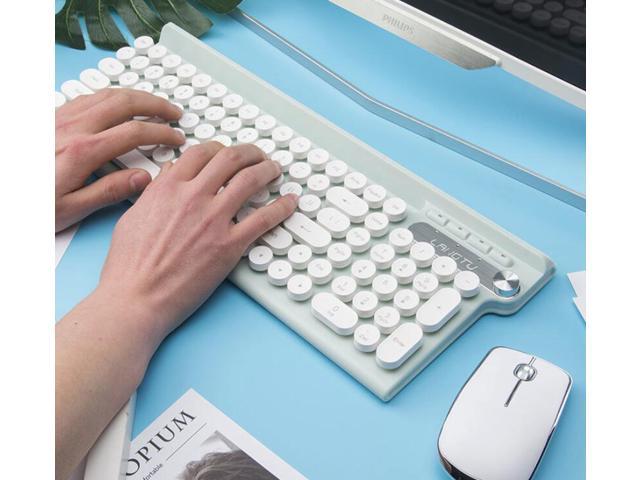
[57,25,554,401]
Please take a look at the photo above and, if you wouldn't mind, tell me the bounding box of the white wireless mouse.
[438,347,572,480]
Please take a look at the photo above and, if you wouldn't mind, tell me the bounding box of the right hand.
[94,142,297,344]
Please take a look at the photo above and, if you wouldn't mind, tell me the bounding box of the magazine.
[126,389,306,480]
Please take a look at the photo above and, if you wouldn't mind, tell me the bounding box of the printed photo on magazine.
[127,389,305,480]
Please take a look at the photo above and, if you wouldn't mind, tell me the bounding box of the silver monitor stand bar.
[230,9,585,211]
[330,0,585,110]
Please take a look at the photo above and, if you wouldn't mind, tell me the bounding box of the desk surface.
[55,1,585,478]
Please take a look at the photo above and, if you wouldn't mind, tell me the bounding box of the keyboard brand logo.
[381,13,414,36]
[430,240,479,272]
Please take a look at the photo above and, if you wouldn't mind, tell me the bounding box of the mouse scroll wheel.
[514,363,537,381]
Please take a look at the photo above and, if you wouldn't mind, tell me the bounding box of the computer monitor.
[330,0,585,109]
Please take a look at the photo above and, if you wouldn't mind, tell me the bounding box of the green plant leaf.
[148,0,212,38]
[85,0,129,51]
[196,0,242,14]
[110,0,165,42]
[55,0,85,49]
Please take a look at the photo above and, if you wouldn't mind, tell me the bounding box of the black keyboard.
[404,0,585,89]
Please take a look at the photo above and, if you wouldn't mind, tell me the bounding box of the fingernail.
[130,171,151,191]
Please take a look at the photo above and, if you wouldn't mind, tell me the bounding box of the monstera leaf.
[55,0,243,51]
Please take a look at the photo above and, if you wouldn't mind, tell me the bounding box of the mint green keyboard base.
[159,24,554,401]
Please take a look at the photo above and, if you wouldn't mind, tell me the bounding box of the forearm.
[55,287,165,480]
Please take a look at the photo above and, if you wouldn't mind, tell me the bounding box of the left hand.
[55,89,185,232]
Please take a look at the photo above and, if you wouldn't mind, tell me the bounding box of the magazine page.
[127,389,306,480]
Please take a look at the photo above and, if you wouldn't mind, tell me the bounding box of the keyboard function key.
[312,292,358,334]
[446,222,469,240]
[376,322,423,369]
[489,249,513,267]
[354,324,382,353]
[467,235,491,254]
[416,288,461,332]
[426,209,448,226]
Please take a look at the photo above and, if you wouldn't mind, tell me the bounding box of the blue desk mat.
[56,1,585,478]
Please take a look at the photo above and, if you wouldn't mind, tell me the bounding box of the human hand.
[55,89,185,232]
[94,142,297,344]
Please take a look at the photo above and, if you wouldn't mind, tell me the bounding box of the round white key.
[383,197,408,222]
[327,243,352,268]
[255,138,276,155]
[316,208,350,239]
[194,123,216,141]
[188,95,210,115]
[391,258,417,284]
[191,73,212,94]
[268,173,285,193]
[351,259,377,286]
[376,322,423,370]
[249,188,270,207]
[178,113,200,134]
[307,148,330,171]
[255,114,277,136]
[272,126,294,147]
[280,182,303,197]
[211,135,233,147]
[325,160,348,183]
[364,212,389,237]
[177,63,197,84]
[212,135,232,147]
[161,54,182,74]
[98,57,125,81]
[204,106,226,126]
[116,46,136,65]
[289,136,312,159]
[353,291,378,318]
[80,68,110,90]
[372,274,398,301]
[174,85,195,105]
[312,292,357,335]
[344,172,367,195]
[298,194,322,217]
[410,242,436,267]
[288,244,313,270]
[172,102,184,112]
[413,272,439,299]
[206,83,228,104]
[143,65,164,84]
[288,162,312,184]
[271,150,294,172]
[307,258,333,285]
[354,324,382,352]
[154,91,169,100]
[374,306,401,334]
[237,128,259,144]
[393,289,420,317]
[220,117,242,137]
[134,35,154,54]
[118,71,139,88]
[307,174,330,197]
[55,91,67,109]
[248,245,273,272]
[147,44,168,64]
[138,144,156,156]
[179,138,200,154]
[346,227,371,253]
[363,184,387,208]
[152,146,175,164]
[134,81,154,93]
[159,75,179,94]
[130,56,150,74]
[454,270,481,298]
[222,93,243,113]
[238,104,260,125]
[370,244,395,270]
[331,276,357,302]
[432,256,457,283]
[267,260,293,286]
[389,228,414,253]
[287,274,313,301]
